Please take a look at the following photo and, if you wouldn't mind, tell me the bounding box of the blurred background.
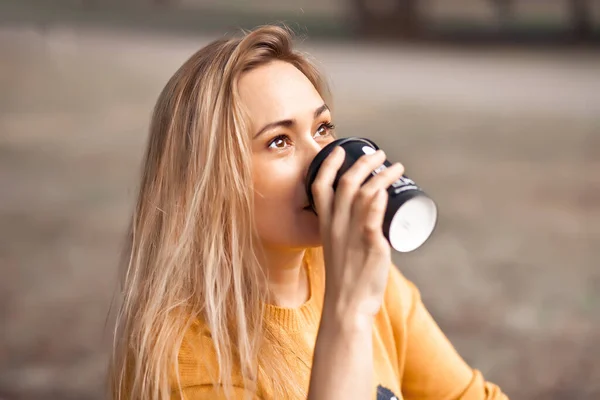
[1,0,599,399]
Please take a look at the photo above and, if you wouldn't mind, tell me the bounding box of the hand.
[311,146,405,324]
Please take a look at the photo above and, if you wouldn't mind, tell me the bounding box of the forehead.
[238,61,324,127]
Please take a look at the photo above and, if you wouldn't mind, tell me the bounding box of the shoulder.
[175,320,249,392]
[175,320,220,389]
[172,320,264,399]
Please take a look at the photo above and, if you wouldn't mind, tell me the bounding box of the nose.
[302,139,325,183]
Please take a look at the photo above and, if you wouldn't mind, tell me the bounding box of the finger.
[311,146,346,229]
[356,188,389,250]
[359,162,405,199]
[332,150,387,230]
[348,162,403,231]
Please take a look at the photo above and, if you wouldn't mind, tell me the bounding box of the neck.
[259,246,309,308]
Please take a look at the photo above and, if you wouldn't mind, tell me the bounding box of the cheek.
[253,163,299,220]
[252,160,311,242]
[252,159,322,248]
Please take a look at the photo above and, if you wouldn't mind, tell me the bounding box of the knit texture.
[172,250,508,399]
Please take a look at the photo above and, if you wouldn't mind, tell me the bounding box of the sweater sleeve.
[385,266,508,400]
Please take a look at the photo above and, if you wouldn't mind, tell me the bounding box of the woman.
[110,25,507,400]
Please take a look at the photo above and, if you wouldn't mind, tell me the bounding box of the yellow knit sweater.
[173,250,508,399]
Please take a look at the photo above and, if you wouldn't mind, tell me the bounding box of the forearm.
[308,307,374,400]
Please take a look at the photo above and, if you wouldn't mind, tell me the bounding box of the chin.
[294,219,322,247]
[260,229,322,250]
[295,228,323,248]
[256,212,323,249]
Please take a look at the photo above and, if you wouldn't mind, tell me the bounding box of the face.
[238,60,335,251]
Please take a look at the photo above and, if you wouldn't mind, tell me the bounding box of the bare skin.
[239,60,335,307]
[239,60,405,398]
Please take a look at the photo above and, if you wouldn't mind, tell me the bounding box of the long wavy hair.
[109,25,330,399]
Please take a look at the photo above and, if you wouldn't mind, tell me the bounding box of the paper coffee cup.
[305,137,437,252]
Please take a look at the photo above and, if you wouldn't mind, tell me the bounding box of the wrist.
[321,297,375,335]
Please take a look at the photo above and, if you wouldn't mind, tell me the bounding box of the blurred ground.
[2,0,600,43]
[0,24,599,400]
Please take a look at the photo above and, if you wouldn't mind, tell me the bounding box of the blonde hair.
[109,25,330,399]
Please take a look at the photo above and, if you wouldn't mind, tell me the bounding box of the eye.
[267,134,292,150]
[315,122,335,138]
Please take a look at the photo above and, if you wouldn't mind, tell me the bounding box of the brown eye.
[314,122,335,138]
[268,135,292,150]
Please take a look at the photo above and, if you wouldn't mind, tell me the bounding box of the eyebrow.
[253,104,329,139]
